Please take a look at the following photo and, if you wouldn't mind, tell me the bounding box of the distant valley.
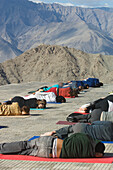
[1,0,113,62]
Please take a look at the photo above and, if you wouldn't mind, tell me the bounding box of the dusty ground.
[0,81,113,169]
[0,81,112,142]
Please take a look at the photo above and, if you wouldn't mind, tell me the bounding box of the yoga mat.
[0,154,113,163]
[65,96,75,98]
[30,108,45,110]
[56,121,90,125]
[80,91,87,93]
[28,136,40,141]
[102,141,113,144]
[47,102,61,104]
[56,121,76,125]
[28,91,36,94]
[73,111,89,115]
[0,126,8,129]
[0,115,30,118]
[1,136,113,163]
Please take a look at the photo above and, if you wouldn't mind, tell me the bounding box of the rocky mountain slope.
[1,0,113,62]
[0,44,113,86]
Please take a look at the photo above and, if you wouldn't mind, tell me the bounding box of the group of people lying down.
[0,83,68,116]
[1,92,113,158]
[1,119,113,158]
[27,82,83,99]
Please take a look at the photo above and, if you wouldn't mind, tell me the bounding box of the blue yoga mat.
[28,136,40,141]
[47,102,61,104]
[30,108,45,110]
[102,141,113,144]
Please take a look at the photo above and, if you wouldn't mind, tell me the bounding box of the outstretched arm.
[40,131,56,136]
[40,125,74,139]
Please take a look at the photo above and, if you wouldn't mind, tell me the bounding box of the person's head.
[95,142,105,157]
[84,84,89,89]
[56,96,66,103]
[21,106,30,115]
[78,86,83,91]
[59,82,64,87]
[37,99,46,108]
[69,89,78,97]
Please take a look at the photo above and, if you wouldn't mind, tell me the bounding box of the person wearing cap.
[0,133,105,158]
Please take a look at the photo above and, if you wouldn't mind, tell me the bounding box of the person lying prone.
[41,121,113,141]
[3,96,46,109]
[0,133,105,158]
[0,102,30,116]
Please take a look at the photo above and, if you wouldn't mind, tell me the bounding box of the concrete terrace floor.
[0,81,113,169]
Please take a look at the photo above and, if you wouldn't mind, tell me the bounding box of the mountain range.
[1,0,113,62]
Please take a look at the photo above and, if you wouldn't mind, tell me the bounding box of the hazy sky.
[29,0,113,8]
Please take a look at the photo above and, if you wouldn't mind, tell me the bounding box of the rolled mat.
[0,154,113,163]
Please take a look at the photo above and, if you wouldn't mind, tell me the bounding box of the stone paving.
[0,81,113,169]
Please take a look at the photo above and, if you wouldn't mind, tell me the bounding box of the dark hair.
[95,142,105,153]
[37,99,46,108]
[21,106,30,114]
[56,96,66,103]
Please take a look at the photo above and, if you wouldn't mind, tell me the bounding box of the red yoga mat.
[56,121,90,125]
[56,121,76,125]
[0,154,112,163]
[65,96,75,98]
[73,111,89,115]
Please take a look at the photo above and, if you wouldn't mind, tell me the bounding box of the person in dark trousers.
[52,121,113,141]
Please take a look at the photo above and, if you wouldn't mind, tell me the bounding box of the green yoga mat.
[28,91,36,94]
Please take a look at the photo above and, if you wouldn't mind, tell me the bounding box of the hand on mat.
[78,108,87,113]
[78,103,91,113]
[41,131,56,136]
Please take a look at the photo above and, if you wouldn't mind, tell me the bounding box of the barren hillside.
[0,44,113,85]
